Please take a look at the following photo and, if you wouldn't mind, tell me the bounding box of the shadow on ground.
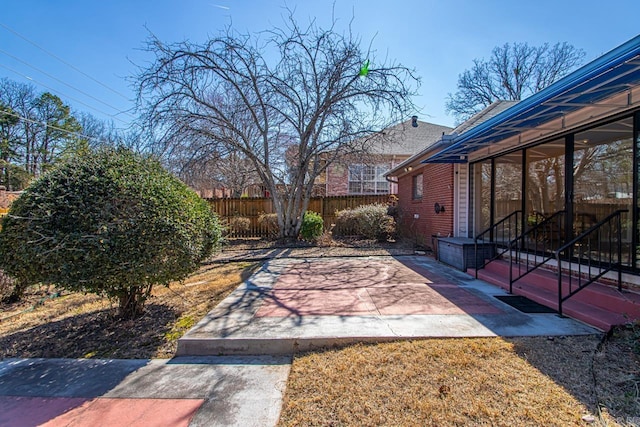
[506,332,640,423]
[0,304,177,359]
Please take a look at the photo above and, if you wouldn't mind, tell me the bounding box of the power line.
[1,109,108,143]
[0,48,134,119]
[0,63,130,125]
[0,22,130,101]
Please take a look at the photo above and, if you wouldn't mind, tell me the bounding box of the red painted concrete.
[36,397,204,427]
[475,259,640,331]
[255,258,504,317]
[0,397,91,427]
[256,288,378,316]
[273,259,427,289]
[368,284,501,315]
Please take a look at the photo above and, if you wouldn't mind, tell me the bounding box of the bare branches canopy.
[135,12,419,239]
[446,42,585,124]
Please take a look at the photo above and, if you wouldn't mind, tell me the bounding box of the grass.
[1,247,639,425]
[279,335,640,426]
[0,261,259,359]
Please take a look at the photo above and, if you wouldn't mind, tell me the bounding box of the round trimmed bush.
[354,203,396,241]
[333,208,359,236]
[333,204,396,241]
[300,210,323,241]
[0,147,221,318]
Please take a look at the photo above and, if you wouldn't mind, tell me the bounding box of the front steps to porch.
[472,260,640,331]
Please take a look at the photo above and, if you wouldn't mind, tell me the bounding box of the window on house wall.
[412,173,423,199]
[348,164,390,194]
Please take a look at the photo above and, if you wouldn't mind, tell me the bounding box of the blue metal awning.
[425,35,640,164]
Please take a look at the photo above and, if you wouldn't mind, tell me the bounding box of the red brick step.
[471,259,640,331]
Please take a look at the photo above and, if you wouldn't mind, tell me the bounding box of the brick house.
[320,118,452,196]
[387,102,516,248]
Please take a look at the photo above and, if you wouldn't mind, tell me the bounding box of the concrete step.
[473,259,640,330]
[510,278,629,331]
[176,336,399,356]
[479,260,640,315]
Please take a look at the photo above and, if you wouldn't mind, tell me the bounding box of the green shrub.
[333,203,396,241]
[0,147,221,318]
[300,211,323,241]
[258,213,279,239]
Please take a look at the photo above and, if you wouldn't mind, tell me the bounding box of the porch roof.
[425,35,640,164]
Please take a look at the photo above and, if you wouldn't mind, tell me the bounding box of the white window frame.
[348,163,391,194]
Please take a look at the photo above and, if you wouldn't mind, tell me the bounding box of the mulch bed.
[210,237,419,262]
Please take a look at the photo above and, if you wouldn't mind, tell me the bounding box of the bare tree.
[211,152,261,197]
[136,12,418,239]
[168,148,261,197]
[76,112,123,149]
[0,78,88,184]
[446,42,585,123]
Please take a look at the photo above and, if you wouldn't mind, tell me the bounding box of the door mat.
[494,295,556,313]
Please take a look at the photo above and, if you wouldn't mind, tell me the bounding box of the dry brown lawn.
[1,249,639,426]
[0,261,258,359]
[279,334,640,427]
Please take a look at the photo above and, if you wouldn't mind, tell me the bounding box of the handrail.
[554,209,628,317]
[508,210,566,293]
[474,210,522,278]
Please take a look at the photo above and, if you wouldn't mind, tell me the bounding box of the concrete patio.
[178,255,598,356]
[0,254,602,427]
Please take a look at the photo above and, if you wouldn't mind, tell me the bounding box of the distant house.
[320,117,452,196]
[386,102,517,248]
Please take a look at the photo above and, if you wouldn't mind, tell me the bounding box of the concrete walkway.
[0,254,599,426]
[0,356,290,427]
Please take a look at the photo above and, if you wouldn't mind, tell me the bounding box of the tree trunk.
[118,287,148,319]
[1,278,27,304]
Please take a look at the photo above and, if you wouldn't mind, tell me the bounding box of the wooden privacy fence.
[207,194,391,238]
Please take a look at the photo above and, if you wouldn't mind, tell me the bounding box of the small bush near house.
[300,211,323,242]
[333,208,360,236]
[355,203,396,241]
[258,213,279,239]
[228,216,251,236]
[333,204,396,241]
[0,147,221,319]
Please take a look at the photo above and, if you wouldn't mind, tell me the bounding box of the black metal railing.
[554,209,627,317]
[474,210,522,278]
[508,210,566,293]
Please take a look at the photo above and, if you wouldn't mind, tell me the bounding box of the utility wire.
[0,63,130,125]
[0,48,134,118]
[0,22,130,100]
[1,108,107,143]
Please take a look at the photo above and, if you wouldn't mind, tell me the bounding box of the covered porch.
[425,35,640,322]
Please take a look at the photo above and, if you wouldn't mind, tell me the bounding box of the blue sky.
[2,0,639,130]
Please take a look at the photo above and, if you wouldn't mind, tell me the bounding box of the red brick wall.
[325,155,409,196]
[397,163,454,249]
[326,162,349,196]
